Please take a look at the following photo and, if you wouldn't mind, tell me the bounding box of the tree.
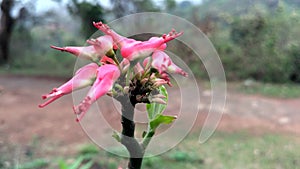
[0,0,15,64]
[68,0,105,38]
[133,0,160,12]
[164,0,176,11]
[110,0,135,18]
[110,0,160,19]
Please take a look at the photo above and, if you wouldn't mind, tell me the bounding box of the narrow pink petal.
[168,63,188,77]
[151,50,188,77]
[162,29,184,43]
[86,35,113,56]
[151,50,171,73]
[73,64,120,121]
[51,45,98,61]
[39,94,63,108]
[51,45,82,56]
[120,38,165,60]
[88,64,120,102]
[93,22,182,61]
[93,21,126,45]
[149,37,167,50]
[39,63,98,108]
[51,35,113,62]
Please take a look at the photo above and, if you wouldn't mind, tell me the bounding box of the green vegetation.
[1,132,299,169]
[1,1,300,168]
[200,0,300,83]
[1,0,300,85]
[18,159,49,169]
[238,81,300,98]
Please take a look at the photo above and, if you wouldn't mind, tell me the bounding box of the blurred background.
[1,0,300,169]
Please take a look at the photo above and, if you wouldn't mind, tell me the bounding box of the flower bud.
[151,98,167,105]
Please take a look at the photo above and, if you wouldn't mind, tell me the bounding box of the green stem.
[141,129,155,151]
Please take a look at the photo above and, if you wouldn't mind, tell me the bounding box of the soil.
[1,74,299,152]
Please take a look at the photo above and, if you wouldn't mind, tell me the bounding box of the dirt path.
[0,75,299,148]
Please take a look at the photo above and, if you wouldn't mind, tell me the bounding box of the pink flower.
[73,64,120,121]
[93,22,183,61]
[150,50,188,77]
[51,35,113,62]
[39,63,99,108]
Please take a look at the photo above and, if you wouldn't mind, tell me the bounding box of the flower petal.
[39,63,98,108]
[51,35,113,62]
[151,50,188,77]
[93,21,183,61]
[73,64,120,120]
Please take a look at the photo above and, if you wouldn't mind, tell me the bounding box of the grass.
[140,132,300,169]
[2,132,299,169]
[231,80,300,98]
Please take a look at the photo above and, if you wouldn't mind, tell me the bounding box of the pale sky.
[31,0,201,13]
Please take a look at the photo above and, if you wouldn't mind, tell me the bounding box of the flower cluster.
[39,22,187,122]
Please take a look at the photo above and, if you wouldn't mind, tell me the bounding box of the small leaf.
[79,160,94,169]
[79,144,99,155]
[112,131,121,142]
[69,156,84,169]
[149,115,177,131]
[19,158,49,169]
[142,131,147,138]
[146,85,168,120]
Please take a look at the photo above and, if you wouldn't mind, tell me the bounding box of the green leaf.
[146,85,168,120]
[78,144,99,155]
[58,160,68,169]
[79,160,94,169]
[19,159,49,169]
[149,115,177,130]
[112,131,121,142]
[142,131,147,138]
[69,156,84,169]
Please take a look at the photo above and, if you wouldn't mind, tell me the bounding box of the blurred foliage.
[1,0,300,84]
[67,0,105,38]
[196,0,300,83]
[110,0,160,18]
[237,80,300,98]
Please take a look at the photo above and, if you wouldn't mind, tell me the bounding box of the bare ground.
[0,75,299,153]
